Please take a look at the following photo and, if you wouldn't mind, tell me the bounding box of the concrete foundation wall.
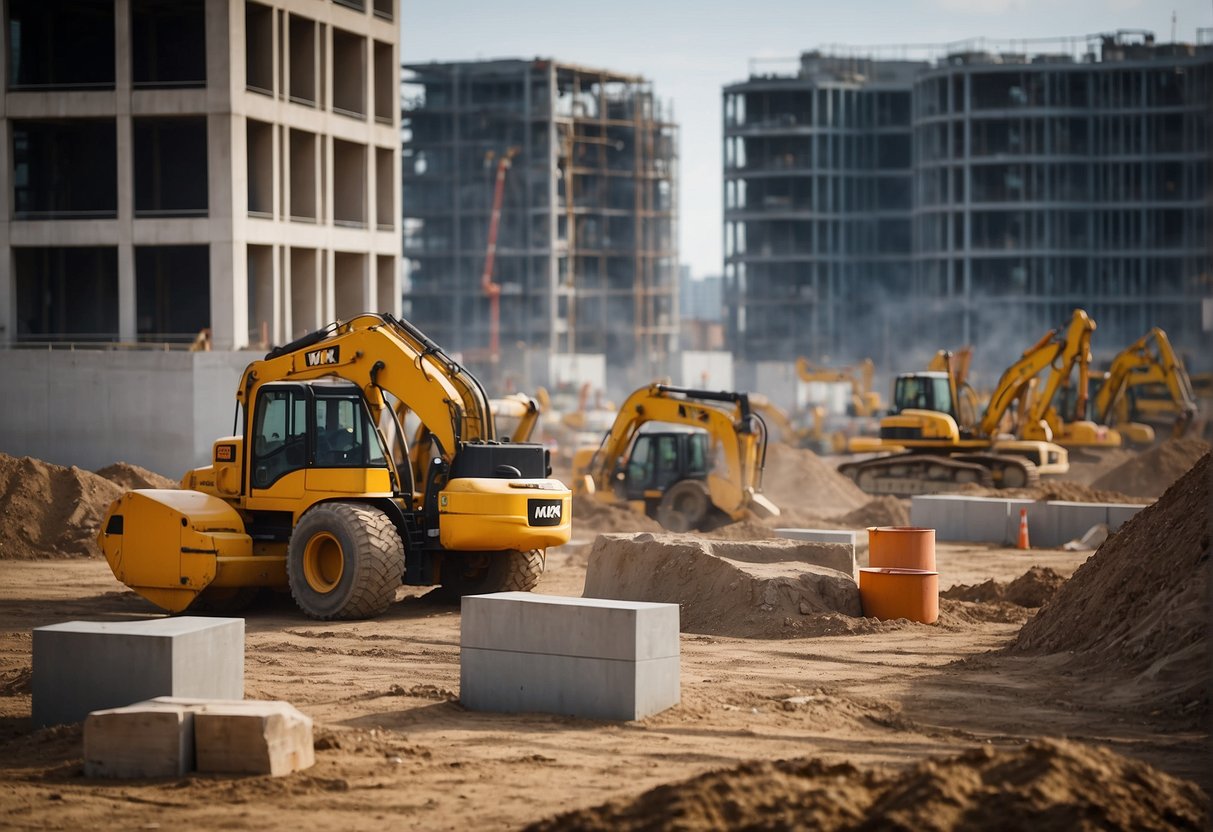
[0,350,249,476]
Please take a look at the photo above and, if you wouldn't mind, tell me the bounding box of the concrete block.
[774,528,857,547]
[193,700,314,777]
[1107,503,1148,532]
[32,617,243,727]
[84,700,195,778]
[961,498,1013,544]
[911,495,969,541]
[461,649,679,722]
[461,593,680,721]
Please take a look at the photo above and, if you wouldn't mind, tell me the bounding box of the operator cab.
[250,380,390,490]
[614,425,710,502]
[890,372,956,420]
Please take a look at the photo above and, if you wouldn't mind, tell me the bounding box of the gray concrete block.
[461,593,681,720]
[1107,503,1148,532]
[84,700,195,778]
[32,617,244,727]
[961,498,1013,544]
[911,495,969,541]
[462,592,679,661]
[460,648,679,721]
[193,701,314,777]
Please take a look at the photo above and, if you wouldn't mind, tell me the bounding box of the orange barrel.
[858,567,939,624]
[867,526,936,571]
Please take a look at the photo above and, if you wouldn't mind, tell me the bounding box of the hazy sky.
[401,0,1212,279]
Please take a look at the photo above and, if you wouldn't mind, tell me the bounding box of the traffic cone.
[1017,508,1031,550]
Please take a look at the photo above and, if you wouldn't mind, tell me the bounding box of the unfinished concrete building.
[725,31,1213,372]
[911,31,1212,366]
[402,59,679,388]
[723,54,924,364]
[2,0,400,349]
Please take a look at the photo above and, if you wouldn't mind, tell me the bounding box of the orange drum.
[858,567,939,624]
[867,526,936,571]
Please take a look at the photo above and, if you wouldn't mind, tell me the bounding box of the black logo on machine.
[528,499,563,526]
[305,346,340,367]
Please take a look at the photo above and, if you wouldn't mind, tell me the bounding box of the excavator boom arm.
[240,313,495,462]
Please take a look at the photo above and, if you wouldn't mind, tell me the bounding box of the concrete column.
[361,251,375,312]
[113,0,136,341]
[281,245,293,338]
[323,248,335,322]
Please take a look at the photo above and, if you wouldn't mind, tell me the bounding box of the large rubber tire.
[656,479,711,532]
[440,549,544,597]
[287,502,404,620]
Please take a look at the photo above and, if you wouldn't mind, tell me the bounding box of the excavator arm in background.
[581,384,779,524]
[490,393,542,443]
[1094,328,1197,438]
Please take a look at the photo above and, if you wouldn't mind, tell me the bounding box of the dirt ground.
[0,539,1206,831]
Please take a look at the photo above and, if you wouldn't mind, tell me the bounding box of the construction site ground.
[0,540,1205,830]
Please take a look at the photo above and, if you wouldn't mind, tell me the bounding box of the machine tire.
[186,586,260,615]
[656,479,711,532]
[287,502,404,620]
[440,549,544,598]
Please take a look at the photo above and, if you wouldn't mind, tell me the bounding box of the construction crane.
[480,148,519,368]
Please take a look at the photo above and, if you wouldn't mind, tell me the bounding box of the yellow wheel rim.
[303,532,344,593]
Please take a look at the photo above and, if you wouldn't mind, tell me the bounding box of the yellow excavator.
[795,356,883,417]
[490,393,542,443]
[1092,328,1197,440]
[575,384,779,531]
[1019,310,1124,449]
[836,312,1100,495]
[98,313,571,620]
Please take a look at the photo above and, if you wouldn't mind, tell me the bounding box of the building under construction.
[402,59,679,388]
[725,31,1213,372]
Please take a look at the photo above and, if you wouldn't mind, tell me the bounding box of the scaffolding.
[402,59,679,386]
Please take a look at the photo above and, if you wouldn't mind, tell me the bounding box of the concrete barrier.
[32,617,244,727]
[461,592,679,721]
[84,700,196,778]
[912,496,1149,547]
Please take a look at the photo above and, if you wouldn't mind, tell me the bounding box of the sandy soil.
[0,540,1205,831]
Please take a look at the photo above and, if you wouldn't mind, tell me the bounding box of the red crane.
[480,148,519,363]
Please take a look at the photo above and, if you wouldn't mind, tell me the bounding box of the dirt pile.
[1015,452,1210,719]
[832,496,909,528]
[583,533,860,638]
[955,480,1141,503]
[1090,438,1210,499]
[94,462,177,490]
[761,443,869,516]
[526,739,1209,831]
[942,566,1066,608]
[0,453,122,560]
[571,494,663,534]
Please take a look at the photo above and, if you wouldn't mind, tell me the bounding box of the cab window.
[314,392,387,468]
[252,388,308,488]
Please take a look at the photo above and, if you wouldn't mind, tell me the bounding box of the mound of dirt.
[94,461,178,490]
[832,496,910,529]
[955,480,1142,503]
[0,453,122,560]
[761,443,869,517]
[1015,452,1210,719]
[942,566,1066,609]
[526,738,1209,831]
[583,533,860,638]
[1090,438,1210,499]
[571,494,663,534]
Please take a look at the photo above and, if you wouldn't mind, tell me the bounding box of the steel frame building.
[402,59,679,386]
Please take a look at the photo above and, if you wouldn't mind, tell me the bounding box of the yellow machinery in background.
[575,384,779,531]
[795,356,884,417]
[1019,309,1124,449]
[1092,328,1197,440]
[836,312,1105,495]
[98,313,571,620]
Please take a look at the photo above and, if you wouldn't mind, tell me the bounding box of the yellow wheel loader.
[574,384,779,532]
[98,313,571,620]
